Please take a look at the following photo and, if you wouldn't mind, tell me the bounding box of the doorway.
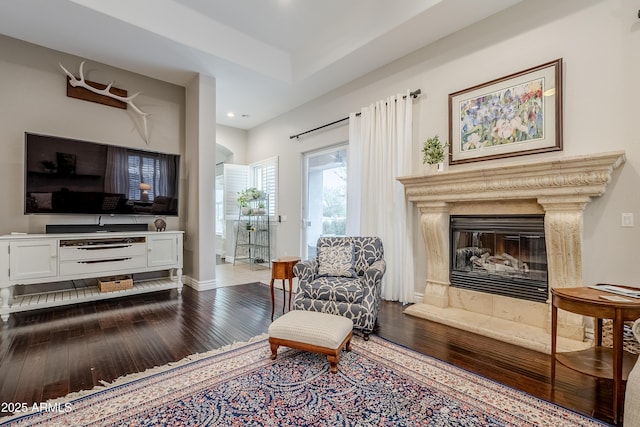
[301,144,348,259]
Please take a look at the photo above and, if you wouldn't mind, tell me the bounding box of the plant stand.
[233,196,270,269]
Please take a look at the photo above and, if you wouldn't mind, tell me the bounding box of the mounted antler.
[59,61,151,144]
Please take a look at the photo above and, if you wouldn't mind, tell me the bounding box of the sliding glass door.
[301,144,348,259]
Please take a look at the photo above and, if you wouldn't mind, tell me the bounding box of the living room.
[0,0,639,425]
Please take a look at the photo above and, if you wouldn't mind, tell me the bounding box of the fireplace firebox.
[450,215,548,303]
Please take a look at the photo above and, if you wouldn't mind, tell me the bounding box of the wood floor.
[0,282,616,423]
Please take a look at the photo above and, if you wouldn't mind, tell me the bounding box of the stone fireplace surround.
[398,151,625,354]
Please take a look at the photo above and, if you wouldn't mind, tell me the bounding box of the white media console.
[0,230,184,321]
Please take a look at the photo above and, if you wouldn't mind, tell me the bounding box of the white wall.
[248,0,640,292]
[0,36,186,236]
[216,125,248,165]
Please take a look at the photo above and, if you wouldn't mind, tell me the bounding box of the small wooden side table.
[551,286,640,425]
[270,256,300,321]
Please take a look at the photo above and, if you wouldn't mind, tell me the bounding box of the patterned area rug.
[1,335,607,427]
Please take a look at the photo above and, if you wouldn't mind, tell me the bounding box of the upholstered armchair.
[625,319,640,426]
[293,236,386,338]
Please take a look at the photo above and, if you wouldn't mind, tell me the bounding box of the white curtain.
[347,90,415,303]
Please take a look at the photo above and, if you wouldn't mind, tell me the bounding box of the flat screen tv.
[24,132,180,216]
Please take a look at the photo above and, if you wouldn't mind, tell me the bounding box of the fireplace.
[397,151,625,353]
[450,215,548,303]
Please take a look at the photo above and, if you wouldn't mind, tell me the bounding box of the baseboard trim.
[184,276,217,292]
[413,291,424,304]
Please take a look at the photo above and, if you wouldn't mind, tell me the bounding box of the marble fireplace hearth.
[398,151,625,354]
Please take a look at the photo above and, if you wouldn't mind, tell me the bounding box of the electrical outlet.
[621,213,634,227]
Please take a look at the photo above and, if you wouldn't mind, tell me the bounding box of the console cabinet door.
[9,239,58,281]
[147,234,182,268]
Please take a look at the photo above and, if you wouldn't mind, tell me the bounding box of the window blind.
[250,156,278,220]
[223,164,248,220]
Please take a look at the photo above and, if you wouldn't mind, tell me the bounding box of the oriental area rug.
[0,335,607,427]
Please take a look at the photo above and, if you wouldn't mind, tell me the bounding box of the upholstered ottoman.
[268,310,353,374]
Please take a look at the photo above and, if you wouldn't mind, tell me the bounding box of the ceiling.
[0,0,522,129]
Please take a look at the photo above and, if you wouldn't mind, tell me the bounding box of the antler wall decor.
[59,61,151,144]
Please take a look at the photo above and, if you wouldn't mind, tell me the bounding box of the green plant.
[422,135,449,165]
[237,187,264,207]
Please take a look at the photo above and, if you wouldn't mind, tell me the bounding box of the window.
[223,164,248,220]
[249,156,278,220]
[221,157,278,222]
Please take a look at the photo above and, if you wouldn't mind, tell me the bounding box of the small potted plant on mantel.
[422,135,448,172]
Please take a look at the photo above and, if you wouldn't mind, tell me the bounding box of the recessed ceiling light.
[227,112,235,117]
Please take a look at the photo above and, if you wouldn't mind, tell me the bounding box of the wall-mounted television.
[24,132,180,216]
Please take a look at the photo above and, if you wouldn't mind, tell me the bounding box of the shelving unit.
[234,196,270,269]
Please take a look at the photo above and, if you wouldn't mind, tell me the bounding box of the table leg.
[288,277,293,312]
[270,278,275,321]
[613,310,624,424]
[281,279,286,314]
[596,317,603,346]
[551,303,558,387]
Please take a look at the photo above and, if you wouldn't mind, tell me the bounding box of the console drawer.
[59,255,147,277]
[59,243,146,262]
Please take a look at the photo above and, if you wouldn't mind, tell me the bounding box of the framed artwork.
[448,58,562,165]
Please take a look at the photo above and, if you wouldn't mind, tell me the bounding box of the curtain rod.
[289,88,421,140]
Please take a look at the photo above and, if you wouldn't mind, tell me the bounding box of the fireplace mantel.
[399,151,625,204]
[398,151,625,353]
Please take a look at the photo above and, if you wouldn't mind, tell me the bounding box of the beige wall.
[248,0,640,292]
[217,125,248,165]
[0,36,186,239]
[184,74,217,288]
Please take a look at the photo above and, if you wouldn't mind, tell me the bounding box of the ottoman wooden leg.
[327,353,340,374]
[270,341,279,360]
[345,337,352,352]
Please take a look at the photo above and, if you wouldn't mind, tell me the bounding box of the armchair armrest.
[364,259,386,283]
[360,259,386,301]
[293,259,319,284]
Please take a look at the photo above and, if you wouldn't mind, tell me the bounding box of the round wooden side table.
[270,256,301,321]
[551,286,640,425]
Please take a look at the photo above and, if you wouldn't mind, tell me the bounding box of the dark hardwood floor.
[0,283,616,423]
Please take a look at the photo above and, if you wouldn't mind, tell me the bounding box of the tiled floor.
[215,260,271,286]
[215,259,300,293]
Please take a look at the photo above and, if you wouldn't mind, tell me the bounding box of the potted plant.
[237,187,264,215]
[422,135,448,172]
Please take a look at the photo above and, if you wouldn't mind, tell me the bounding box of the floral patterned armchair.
[625,319,640,426]
[293,236,386,338]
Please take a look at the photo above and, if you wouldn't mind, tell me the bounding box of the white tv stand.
[0,230,183,321]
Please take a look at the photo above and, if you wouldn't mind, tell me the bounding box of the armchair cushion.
[317,243,357,278]
[304,276,363,304]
